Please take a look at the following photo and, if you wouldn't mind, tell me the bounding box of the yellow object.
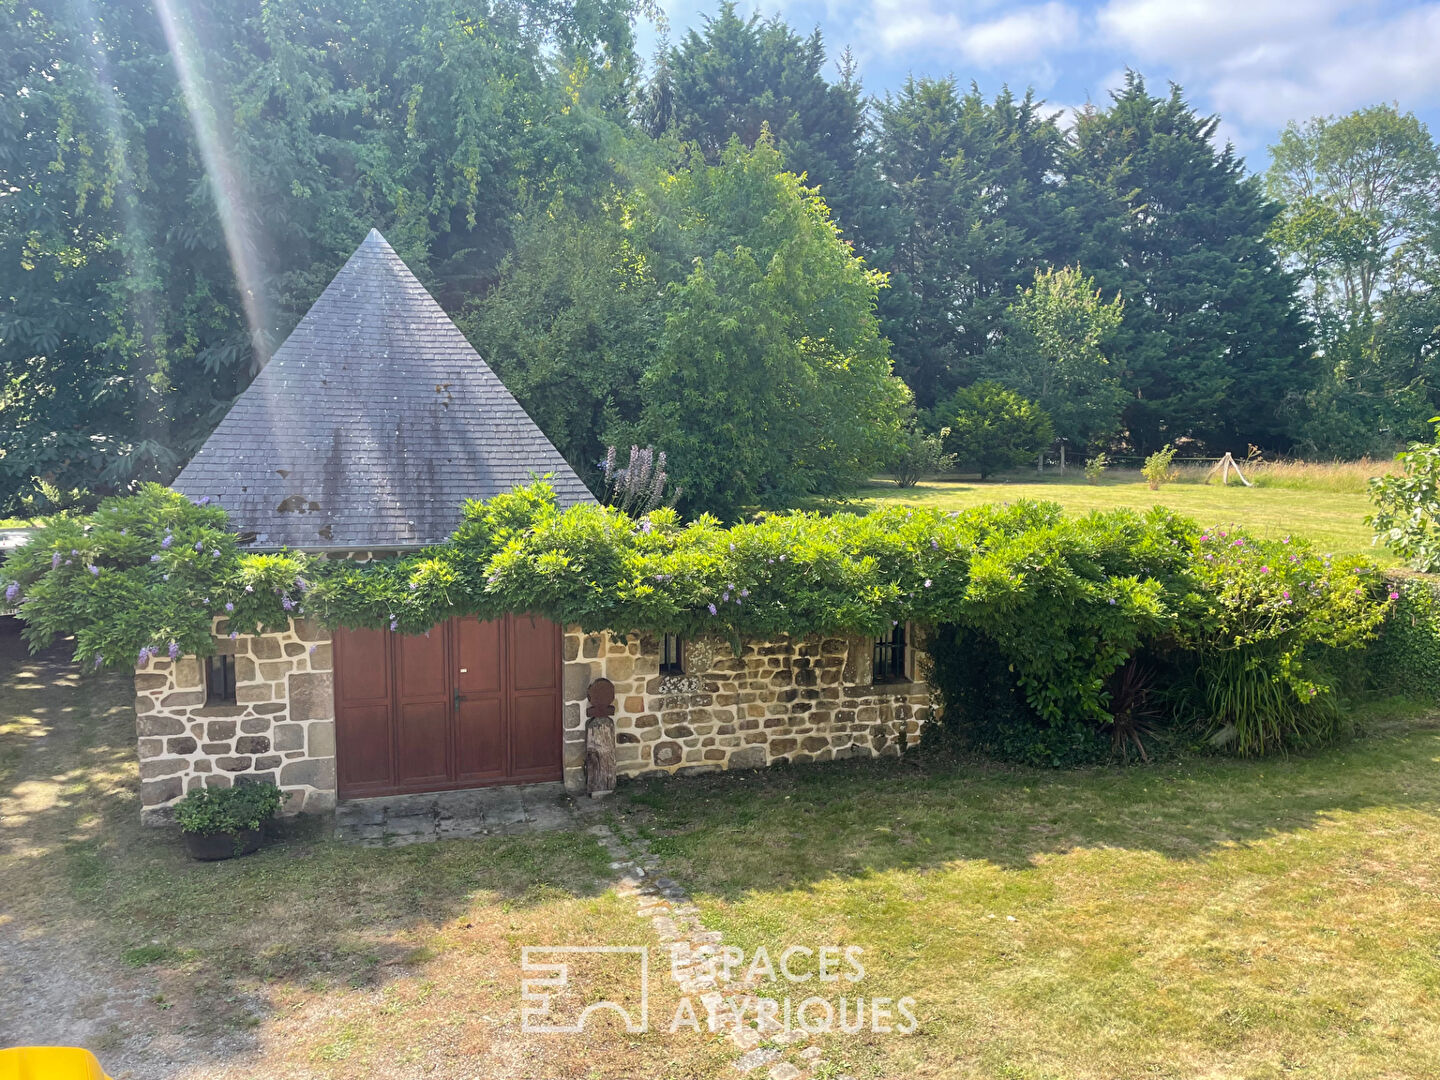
[0,1047,111,1080]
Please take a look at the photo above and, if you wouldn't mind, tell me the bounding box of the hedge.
[1,481,1397,745]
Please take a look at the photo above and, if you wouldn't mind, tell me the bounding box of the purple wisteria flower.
[225,602,234,612]
[94,655,104,669]
[281,597,294,611]
[230,631,239,640]
[4,582,18,604]
[924,579,932,588]
[931,538,939,550]
[1108,598,1117,605]
[51,552,62,569]
[194,540,204,551]
[739,588,749,598]
[168,641,180,660]
[137,647,151,668]
[244,584,254,593]
[160,535,173,549]
[641,520,653,534]
[211,550,220,558]
[162,573,170,581]
[150,554,161,563]
[309,644,318,654]
[707,603,717,615]
[88,565,100,577]
[390,619,399,631]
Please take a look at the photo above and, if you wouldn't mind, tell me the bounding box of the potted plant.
[174,781,283,860]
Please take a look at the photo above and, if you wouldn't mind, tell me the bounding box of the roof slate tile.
[173,229,595,549]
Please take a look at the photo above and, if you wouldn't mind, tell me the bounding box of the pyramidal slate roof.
[173,229,595,549]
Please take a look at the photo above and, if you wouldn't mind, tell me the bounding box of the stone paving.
[332,782,574,844]
[589,818,855,1079]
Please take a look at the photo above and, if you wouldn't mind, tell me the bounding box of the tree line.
[4,0,1438,517]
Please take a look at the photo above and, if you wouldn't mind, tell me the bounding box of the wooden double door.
[332,614,563,799]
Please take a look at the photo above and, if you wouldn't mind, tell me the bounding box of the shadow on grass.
[616,705,1440,899]
[0,617,611,1049]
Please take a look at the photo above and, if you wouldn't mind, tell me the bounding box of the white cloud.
[865,0,1081,69]
[964,3,1081,65]
[1096,0,1348,63]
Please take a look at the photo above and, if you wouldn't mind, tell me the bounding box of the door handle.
[454,689,463,710]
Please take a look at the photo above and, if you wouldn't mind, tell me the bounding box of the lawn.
[625,701,1440,1079]
[7,616,1440,1079]
[857,472,1394,564]
[0,622,729,1079]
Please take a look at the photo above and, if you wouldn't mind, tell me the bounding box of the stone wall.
[134,618,931,820]
[133,618,336,824]
[560,628,931,783]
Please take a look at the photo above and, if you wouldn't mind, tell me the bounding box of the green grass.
[858,472,1394,563]
[624,698,1440,1079]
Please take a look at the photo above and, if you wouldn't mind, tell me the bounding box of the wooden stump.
[585,677,617,797]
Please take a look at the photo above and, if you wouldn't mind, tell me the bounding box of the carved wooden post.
[585,677,617,798]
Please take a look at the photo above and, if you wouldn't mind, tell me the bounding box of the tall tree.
[985,266,1126,456]
[1067,73,1314,453]
[1267,105,1440,454]
[0,0,642,512]
[654,2,881,245]
[873,79,1068,409]
[626,137,909,516]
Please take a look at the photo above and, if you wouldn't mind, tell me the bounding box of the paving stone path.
[333,782,574,844]
[588,818,854,1079]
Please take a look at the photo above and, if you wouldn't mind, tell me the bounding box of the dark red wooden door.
[333,616,562,799]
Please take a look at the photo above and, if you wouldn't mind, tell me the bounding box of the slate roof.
[173,229,595,550]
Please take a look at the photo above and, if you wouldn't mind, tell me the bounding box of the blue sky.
[640,0,1440,170]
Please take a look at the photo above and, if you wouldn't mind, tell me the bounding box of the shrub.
[1083,453,1110,482]
[0,484,307,669]
[939,381,1054,480]
[1367,577,1440,700]
[1142,444,1178,489]
[173,782,282,837]
[927,624,1109,767]
[1367,419,1440,570]
[5,483,1396,761]
[885,426,955,487]
[1180,527,1390,754]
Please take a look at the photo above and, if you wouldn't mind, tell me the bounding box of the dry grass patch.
[0,623,730,1078]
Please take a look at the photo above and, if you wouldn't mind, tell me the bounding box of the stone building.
[134,230,931,822]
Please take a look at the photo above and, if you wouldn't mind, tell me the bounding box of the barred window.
[206,654,237,705]
[873,623,908,684]
[661,633,684,675]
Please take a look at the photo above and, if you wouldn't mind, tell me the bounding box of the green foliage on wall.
[3,483,1396,758]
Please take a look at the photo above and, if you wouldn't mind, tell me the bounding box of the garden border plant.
[1,480,1398,760]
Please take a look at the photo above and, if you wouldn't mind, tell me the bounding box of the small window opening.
[660,633,684,675]
[206,654,237,705]
[873,623,908,684]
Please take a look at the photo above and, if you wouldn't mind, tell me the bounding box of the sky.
[641,0,1440,170]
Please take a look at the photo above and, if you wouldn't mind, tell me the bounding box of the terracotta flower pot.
[183,828,263,861]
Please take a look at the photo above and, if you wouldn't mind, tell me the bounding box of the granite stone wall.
[133,618,336,824]
[560,628,931,784]
[134,619,931,820]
